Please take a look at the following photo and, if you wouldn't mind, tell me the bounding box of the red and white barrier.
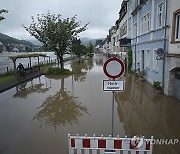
[68,134,153,154]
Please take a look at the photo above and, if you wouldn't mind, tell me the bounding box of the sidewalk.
[0,70,44,93]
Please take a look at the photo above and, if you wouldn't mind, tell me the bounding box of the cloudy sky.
[0,0,122,41]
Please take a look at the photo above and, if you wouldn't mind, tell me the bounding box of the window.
[120,21,127,37]
[157,3,163,28]
[171,9,180,43]
[140,13,151,34]
[137,50,140,63]
[153,50,158,70]
[175,13,180,41]
[146,50,150,68]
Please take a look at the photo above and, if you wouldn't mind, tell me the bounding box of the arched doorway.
[170,67,180,100]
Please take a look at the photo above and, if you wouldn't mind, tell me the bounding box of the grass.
[0,75,15,83]
[0,70,15,78]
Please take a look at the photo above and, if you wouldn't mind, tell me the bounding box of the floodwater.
[0,52,70,73]
[0,55,180,154]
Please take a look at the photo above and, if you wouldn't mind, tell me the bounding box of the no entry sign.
[103,57,125,79]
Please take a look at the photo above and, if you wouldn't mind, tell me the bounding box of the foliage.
[153,81,162,90]
[9,53,48,61]
[87,42,94,55]
[46,67,73,75]
[0,9,8,22]
[23,12,88,69]
[124,57,127,69]
[127,49,132,70]
[72,38,87,62]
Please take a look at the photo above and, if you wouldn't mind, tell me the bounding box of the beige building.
[164,0,180,100]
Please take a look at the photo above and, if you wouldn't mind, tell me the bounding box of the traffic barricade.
[68,134,153,154]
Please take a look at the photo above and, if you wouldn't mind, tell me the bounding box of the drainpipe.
[162,0,168,93]
[135,39,137,71]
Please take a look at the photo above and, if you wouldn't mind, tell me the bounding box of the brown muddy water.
[0,55,180,154]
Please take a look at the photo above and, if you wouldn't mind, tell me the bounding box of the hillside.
[80,37,105,47]
[0,33,35,47]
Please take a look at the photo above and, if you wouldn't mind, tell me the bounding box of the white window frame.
[175,12,180,41]
[134,22,137,38]
[141,17,144,34]
[140,12,151,35]
[146,49,150,69]
[147,13,151,32]
[157,2,163,29]
[153,49,158,71]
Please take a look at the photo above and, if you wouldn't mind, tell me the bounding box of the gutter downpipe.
[163,0,168,93]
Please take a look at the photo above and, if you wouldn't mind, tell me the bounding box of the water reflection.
[95,57,103,66]
[32,77,89,129]
[115,73,180,153]
[13,77,51,99]
[72,58,93,82]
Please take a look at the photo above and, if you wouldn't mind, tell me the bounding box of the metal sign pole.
[103,57,125,138]
[112,91,115,137]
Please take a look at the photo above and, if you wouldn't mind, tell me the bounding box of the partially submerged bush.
[153,81,162,90]
[46,67,72,75]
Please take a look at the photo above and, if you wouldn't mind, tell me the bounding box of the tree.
[24,12,88,69]
[72,38,87,63]
[127,49,132,70]
[0,9,8,22]
[87,42,94,56]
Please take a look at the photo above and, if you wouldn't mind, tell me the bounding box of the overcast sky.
[0,0,122,41]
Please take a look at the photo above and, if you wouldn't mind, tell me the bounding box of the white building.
[118,0,130,60]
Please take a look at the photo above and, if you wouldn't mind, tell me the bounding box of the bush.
[153,81,162,90]
[46,67,72,75]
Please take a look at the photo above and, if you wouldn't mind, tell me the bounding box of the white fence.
[68,134,153,154]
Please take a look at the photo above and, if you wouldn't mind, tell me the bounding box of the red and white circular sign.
[103,57,125,79]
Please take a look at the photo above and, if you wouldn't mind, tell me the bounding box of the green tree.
[0,9,8,22]
[24,12,88,69]
[127,49,132,70]
[72,38,87,63]
[87,42,94,56]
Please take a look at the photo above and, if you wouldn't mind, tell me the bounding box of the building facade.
[164,0,180,100]
[119,0,130,60]
[128,0,167,85]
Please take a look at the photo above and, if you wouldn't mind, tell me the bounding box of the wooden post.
[38,56,40,65]
[29,57,31,67]
[13,60,16,70]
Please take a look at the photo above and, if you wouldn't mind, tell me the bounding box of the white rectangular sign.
[103,80,124,91]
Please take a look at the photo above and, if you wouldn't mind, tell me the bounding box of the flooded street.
[0,55,180,154]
